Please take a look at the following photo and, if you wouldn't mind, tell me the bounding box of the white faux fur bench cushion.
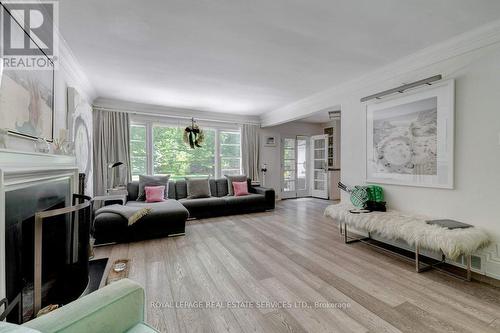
[324,203,491,260]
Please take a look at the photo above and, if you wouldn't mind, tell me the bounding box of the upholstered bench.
[324,203,491,280]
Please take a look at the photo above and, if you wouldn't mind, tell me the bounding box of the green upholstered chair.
[0,279,158,333]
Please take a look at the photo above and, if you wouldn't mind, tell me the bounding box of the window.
[130,121,242,180]
[130,124,147,179]
[220,131,241,176]
[153,125,216,179]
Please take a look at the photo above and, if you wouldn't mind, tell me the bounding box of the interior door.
[310,134,329,199]
[281,136,309,199]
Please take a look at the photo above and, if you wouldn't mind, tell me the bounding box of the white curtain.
[93,109,132,196]
[241,124,260,181]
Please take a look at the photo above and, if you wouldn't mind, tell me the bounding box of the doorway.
[310,134,329,199]
[281,136,309,199]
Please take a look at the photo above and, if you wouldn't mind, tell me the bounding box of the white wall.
[260,121,324,198]
[259,25,500,277]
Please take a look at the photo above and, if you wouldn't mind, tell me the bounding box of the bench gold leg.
[466,255,472,281]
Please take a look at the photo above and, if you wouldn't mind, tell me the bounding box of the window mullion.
[147,122,153,175]
[215,128,221,178]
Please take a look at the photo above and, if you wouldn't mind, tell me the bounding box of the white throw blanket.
[324,203,491,259]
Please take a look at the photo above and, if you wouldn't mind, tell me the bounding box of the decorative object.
[366,80,454,188]
[137,175,170,200]
[185,177,211,199]
[67,87,93,196]
[113,262,127,272]
[0,129,8,148]
[106,260,130,284]
[232,181,249,196]
[337,182,369,209]
[224,174,247,196]
[0,8,54,141]
[183,118,205,149]
[144,186,166,203]
[34,138,50,153]
[36,304,59,318]
[264,136,276,147]
[95,204,152,226]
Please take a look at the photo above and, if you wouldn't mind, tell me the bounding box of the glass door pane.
[282,138,296,195]
[311,134,328,199]
[296,137,307,191]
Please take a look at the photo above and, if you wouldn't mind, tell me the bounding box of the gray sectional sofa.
[93,178,274,244]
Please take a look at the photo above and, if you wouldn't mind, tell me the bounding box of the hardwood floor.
[95,198,500,333]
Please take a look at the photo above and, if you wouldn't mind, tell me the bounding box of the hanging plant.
[183,118,204,149]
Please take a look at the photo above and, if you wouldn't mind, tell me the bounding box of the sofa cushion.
[224,175,247,196]
[223,193,266,207]
[233,181,249,196]
[178,197,226,218]
[144,186,166,203]
[175,180,188,199]
[127,181,176,201]
[179,197,226,209]
[209,179,217,197]
[185,177,211,199]
[137,175,170,201]
[215,179,228,197]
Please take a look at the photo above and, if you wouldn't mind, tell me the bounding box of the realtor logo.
[1,1,59,69]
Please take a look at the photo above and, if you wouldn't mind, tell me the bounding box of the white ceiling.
[59,0,500,116]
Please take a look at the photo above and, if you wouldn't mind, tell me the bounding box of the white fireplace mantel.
[0,149,79,303]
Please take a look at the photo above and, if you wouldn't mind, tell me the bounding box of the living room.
[1,1,500,332]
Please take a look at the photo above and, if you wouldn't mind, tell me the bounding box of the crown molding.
[260,19,500,127]
[93,97,261,125]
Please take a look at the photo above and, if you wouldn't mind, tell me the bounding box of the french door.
[310,134,329,199]
[281,136,309,199]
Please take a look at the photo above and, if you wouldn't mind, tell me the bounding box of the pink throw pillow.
[145,186,166,203]
[232,181,249,196]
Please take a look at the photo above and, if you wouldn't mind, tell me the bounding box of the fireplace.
[0,149,82,324]
[4,179,90,323]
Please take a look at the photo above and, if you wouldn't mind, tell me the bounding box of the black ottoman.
[93,200,189,244]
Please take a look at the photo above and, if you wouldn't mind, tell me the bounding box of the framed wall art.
[0,6,55,141]
[366,80,454,188]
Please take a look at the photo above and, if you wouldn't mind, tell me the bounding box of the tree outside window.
[130,123,241,180]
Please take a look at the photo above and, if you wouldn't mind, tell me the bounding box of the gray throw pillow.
[186,177,211,199]
[137,175,170,201]
[225,174,247,196]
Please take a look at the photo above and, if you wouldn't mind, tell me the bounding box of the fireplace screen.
[4,179,91,323]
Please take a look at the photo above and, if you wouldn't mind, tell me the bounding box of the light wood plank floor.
[95,198,500,333]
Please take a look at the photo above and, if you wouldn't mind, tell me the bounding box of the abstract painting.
[0,69,54,140]
[67,87,93,196]
[366,80,454,188]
